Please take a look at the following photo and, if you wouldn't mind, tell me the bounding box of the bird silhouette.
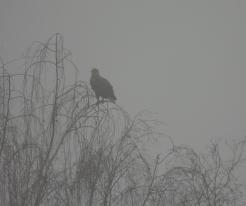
[90,68,117,104]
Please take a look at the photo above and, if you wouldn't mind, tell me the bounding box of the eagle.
[90,68,117,104]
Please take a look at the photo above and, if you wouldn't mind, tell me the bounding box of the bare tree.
[0,34,245,206]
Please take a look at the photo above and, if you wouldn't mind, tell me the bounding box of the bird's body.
[90,68,117,103]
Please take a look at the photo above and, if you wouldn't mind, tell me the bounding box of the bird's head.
[91,68,100,77]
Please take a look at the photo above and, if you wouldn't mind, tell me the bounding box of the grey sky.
[1,0,246,149]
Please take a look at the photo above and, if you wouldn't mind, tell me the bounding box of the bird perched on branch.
[90,68,117,104]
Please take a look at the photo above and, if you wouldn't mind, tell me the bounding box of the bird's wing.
[99,77,116,99]
[99,77,114,90]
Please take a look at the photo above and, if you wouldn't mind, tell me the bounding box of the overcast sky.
[1,0,246,149]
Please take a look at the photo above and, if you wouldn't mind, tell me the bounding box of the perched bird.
[90,68,117,104]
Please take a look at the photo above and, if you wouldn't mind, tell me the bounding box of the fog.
[1,0,246,205]
[1,0,246,149]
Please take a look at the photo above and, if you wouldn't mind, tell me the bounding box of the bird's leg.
[106,102,109,113]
